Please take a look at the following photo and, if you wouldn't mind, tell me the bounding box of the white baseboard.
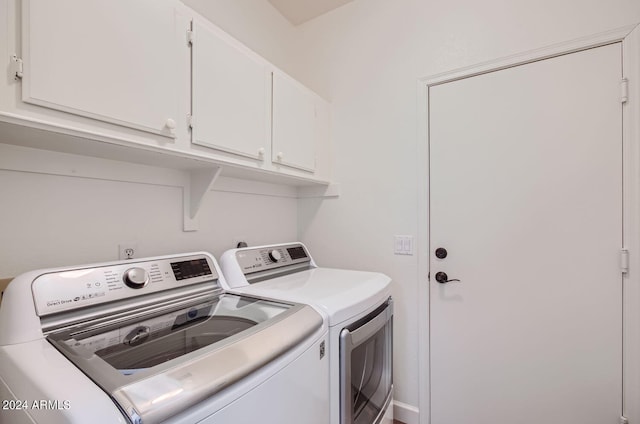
[393,400,419,424]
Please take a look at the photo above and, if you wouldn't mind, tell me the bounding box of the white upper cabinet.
[191,19,271,160]
[2,1,332,186]
[21,0,181,139]
[272,72,317,172]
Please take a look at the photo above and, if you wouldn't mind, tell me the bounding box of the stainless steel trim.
[340,327,353,424]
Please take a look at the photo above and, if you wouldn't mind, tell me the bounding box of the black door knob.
[435,272,460,284]
[435,272,449,283]
[435,248,448,259]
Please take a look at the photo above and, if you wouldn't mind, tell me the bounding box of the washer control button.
[268,249,282,263]
[123,267,150,289]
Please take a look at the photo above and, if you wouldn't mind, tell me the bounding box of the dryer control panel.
[32,253,219,316]
[235,243,312,277]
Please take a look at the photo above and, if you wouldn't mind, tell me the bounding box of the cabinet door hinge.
[620,416,629,424]
[11,55,23,80]
[187,114,194,130]
[621,78,629,103]
[187,29,195,46]
[621,249,629,274]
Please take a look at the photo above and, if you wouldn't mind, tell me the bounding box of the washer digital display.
[171,259,212,281]
[287,246,307,260]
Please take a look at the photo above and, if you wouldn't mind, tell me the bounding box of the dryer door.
[340,298,393,424]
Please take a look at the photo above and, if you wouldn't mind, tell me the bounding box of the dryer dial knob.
[123,267,149,289]
[268,249,282,263]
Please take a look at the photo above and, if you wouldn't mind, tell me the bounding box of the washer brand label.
[46,298,75,308]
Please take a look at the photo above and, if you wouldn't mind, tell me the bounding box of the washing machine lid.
[229,268,392,327]
[47,293,322,424]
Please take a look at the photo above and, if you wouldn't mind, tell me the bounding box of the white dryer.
[0,252,329,424]
[220,242,394,424]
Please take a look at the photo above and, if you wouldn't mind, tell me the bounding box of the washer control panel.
[236,243,311,275]
[32,254,217,316]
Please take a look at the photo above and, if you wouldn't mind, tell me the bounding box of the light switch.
[394,235,414,255]
[395,237,404,253]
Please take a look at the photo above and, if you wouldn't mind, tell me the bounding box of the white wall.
[292,0,640,417]
[0,158,298,278]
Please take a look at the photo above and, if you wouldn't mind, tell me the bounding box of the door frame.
[416,23,640,424]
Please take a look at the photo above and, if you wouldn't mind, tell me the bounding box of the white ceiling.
[268,0,353,25]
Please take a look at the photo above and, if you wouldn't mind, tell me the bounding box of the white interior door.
[429,43,623,424]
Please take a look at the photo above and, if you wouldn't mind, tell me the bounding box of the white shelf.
[0,114,336,231]
[0,113,331,186]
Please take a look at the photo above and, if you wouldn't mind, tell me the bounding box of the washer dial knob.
[123,267,149,289]
[268,249,282,263]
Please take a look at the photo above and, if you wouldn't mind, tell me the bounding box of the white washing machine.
[220,242,394,424]
[0,252,329,424]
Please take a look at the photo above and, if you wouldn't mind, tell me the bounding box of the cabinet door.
[191,20,270,160]
[22,0,181,138]
[272,73,316,172]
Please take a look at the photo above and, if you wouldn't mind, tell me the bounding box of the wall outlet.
[232,237,248,249]
[119,243,138,260]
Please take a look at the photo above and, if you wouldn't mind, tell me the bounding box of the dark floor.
[393,420,405,424]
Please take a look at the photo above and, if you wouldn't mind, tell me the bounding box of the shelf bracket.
[183,166,222,231]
